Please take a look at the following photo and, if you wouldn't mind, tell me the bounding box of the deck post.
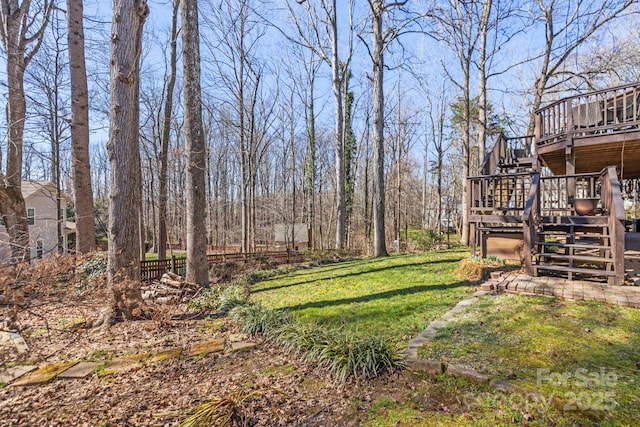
[523,173,540,277]
[469,222,477,256]
[605,166,626,286]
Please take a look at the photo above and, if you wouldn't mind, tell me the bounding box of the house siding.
[0,182,70,264]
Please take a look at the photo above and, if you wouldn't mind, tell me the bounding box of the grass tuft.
[218,285,250,313]
[313,331,406,382]
[179,390,260,427]
[229,304,292,335]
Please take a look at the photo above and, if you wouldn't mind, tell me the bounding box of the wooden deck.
[535,83,640,178]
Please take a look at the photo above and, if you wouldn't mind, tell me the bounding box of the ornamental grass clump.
[179,390,260,427]
[312,331,406,382]
[271,322,405,382]
[218,285,250,313]
[229,303,292,336]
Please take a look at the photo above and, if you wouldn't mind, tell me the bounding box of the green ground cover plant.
[416,293,640,426]
[251,249,472,345]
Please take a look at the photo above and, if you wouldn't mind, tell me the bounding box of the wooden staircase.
[533,216,615,280]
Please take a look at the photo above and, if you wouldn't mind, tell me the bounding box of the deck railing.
[469,171,535,216]
[538,172,602,216]
[535,82,640,146]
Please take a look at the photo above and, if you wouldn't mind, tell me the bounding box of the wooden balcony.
[535,82,640,178]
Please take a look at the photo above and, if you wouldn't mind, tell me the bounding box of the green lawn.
[414,293,640,426]
[248,251,640,425]
[251,249,472,345]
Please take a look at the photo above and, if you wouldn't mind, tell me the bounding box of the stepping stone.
[120,352,152,362]
[228,333,248,342]
[99,359,143,377]
[150,347,183,362]
[446,363,489,384]
[406,359,444,375]
[0,332,12,348]
[230,341,257,352]
[10,332,29,353]
[407,336,430,348]
[457,298,475,307]
[0,365,37,384]
[419,328,437,340]
[188,338,225,356]
[429,320,449,329]
[11,361,78,386]
[58,362,103,379]
[0,331,28,353]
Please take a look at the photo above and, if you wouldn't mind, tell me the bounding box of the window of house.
[36,240,44,259]
[27,208,35,225]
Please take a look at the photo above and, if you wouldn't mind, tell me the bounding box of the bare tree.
[67,0,96,253]
[288,0,355,250]
[364,0,412,257]
[0,0,53,262]
[182,0,208,285]
[107,0,151,319]
[476,0,492,163]
[528,0,635,131]
[157,0,179,261]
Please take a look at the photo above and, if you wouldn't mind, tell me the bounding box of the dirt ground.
[0,255,429,426]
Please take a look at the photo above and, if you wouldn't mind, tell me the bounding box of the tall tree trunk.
[107,0,151,320]
[304,79,316,249]
[477,0,491,169]
[330,0,346,250]
[157,0,179,261]
[0,0,53,262]
[371,0,387,257]
[67,0,96,253]
[107,0,147,282]
[182,0,209,286]
[461,70,470,246]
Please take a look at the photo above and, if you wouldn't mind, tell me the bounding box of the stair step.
[537,242,611,250]
[542,223,609,231]
[533,264,616,277]
[537,232,610,239]
[534,253,613,263]
[542,216,608,225]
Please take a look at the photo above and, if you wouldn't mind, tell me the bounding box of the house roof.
[21,181,68,201]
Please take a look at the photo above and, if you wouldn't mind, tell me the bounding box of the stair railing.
[479,133,506,176]
[601,166,626,285]
[478,133,536,176]
[523,172,540,276]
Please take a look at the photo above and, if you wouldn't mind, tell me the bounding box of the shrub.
[411,229,442,251]
[218,285,250,313]
[80,253,108,278]
[187,286,222,312]
[229,304,292,335]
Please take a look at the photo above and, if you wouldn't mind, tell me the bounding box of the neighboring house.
[0,181,75,263]
[274,223,308,250]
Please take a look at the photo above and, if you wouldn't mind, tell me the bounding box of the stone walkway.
[484,273,640,308]
[0,335,258,387]
[404,273,640,393]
